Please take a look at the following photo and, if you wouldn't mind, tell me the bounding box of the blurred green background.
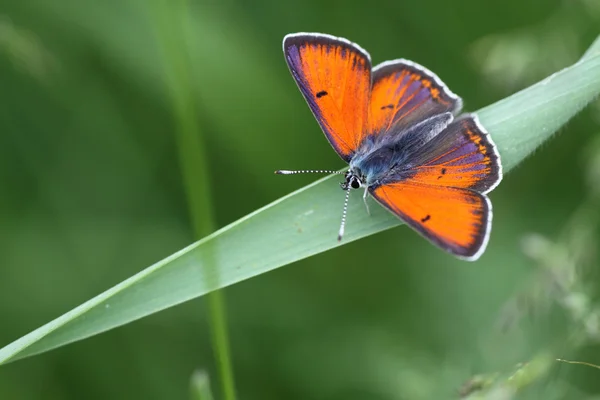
[2,0,600,399]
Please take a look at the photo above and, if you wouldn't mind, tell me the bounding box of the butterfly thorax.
[351,145,408,187]
[347,133,417,189]
[347,112,455,188]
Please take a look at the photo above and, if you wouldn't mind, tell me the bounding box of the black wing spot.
[420,215,431,223]
[316,90,328,98]
[437,168,447,180]
[380,104,394,110]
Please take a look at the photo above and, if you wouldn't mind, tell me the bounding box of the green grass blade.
[478,36,600,171]
[1,38,600,365]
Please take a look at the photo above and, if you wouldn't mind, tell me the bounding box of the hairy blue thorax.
[349,112,454,187]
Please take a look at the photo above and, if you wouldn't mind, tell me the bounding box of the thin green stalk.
[151,2,236,400]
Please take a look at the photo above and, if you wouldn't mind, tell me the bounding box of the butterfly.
[276,33,502,261]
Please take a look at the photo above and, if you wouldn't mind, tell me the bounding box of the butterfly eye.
[350,178,361,189]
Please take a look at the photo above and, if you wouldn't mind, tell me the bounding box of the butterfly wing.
[283,33,372,161]
[396,114,502,193]
[368,59,462,137]
[370,182,490,260]
[369,114,502,260]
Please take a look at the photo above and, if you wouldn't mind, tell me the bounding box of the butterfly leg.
[363,187,370,216]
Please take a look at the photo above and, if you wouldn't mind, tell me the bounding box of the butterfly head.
[340,169,364,191]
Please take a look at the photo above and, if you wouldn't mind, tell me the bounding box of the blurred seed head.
[469,28,578,93]
[468,0,597,94]
[0,15,58,81]
[520,233,554,261]
[581,0,600,17]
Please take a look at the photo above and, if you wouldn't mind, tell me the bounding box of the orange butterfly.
[276,33,502,261]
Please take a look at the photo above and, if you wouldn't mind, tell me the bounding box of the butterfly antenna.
[337,188,351,241]
[275,169,345,175]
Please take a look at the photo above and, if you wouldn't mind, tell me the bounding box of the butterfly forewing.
[283,33,372,161]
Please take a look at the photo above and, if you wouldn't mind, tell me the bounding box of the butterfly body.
[347,112,455,188]
[278,33,502,261]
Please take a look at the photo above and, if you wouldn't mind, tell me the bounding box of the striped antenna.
[337,188,351,241]
[275,169,345,175]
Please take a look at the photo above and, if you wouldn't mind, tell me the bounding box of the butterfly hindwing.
[368,59,462,137]
[370,182,491,260]
[396,114,502,193]
[283,33,372,161]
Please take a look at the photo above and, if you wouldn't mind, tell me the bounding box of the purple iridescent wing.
[368,59,462,137]
[391,114,502,193]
